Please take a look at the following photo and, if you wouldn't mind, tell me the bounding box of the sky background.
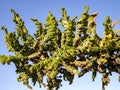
[0,0,120,90]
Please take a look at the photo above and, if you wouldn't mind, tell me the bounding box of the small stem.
[102,81,105,90]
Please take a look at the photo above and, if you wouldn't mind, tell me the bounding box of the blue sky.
[0,0,120,90]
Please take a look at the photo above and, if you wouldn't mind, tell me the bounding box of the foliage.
[0,6,120,90]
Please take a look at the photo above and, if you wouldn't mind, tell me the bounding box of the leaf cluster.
[0,6,120,90]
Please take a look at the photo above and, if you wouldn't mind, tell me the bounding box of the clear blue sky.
[0,0,120,90]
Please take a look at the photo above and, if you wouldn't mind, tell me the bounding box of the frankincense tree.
[0,6,120,90]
